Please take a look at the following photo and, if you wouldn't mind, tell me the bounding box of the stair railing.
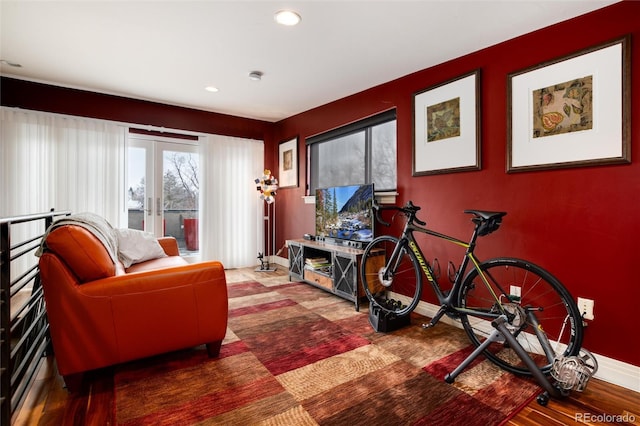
[1,210,70,425]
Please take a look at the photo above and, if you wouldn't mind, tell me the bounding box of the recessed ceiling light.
[274,10,301,26]
[205,86,219,92]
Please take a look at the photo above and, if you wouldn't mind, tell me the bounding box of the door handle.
[147,197,152,216]
[156,197,161,216]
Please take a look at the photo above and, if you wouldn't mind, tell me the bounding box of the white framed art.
[278,137,298,188]
[413,70,481,176]
[507,36,631,172]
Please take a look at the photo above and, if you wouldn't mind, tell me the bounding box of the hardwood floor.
[506,378,640,425]
[12,267,640,425]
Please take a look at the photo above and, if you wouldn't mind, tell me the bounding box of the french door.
[127,136,200,254]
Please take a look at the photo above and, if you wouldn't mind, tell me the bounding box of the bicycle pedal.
[423,306,447,329]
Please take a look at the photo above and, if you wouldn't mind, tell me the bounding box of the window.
[307,110,397,193]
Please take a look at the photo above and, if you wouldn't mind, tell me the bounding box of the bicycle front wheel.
[361,236,422,317]
[458,258,583,375]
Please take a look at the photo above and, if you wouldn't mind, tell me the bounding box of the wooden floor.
[12,267,640,425]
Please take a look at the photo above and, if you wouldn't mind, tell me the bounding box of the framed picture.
[507,36,631,172]
[413,70,481,176]
[278,137,298,188]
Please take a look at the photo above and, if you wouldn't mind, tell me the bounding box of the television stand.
[287,239,384,311]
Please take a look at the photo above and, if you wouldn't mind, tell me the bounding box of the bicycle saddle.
[464,210,506,221]
[464,210,507,236]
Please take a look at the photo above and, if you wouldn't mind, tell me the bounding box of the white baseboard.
[278,255,640,392]
[271,255,289,268]
[591,351,640,392]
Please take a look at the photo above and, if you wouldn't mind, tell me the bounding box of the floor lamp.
[255,170,278,272]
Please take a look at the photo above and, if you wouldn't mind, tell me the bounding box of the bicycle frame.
[388,217,564,364]
[389,217,509,322]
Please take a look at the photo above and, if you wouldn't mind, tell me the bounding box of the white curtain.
[1,107,264,269]
[0,107,126,225]
[199,134,263,268]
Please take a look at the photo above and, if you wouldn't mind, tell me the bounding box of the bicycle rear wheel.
[361,236,422,317]
[458,258,583,375]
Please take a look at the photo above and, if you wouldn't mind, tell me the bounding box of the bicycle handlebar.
[372,200,426,227]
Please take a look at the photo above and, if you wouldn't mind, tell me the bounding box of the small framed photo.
[507,36,631,172]
[413,70,481,176]
[278,137,298,188]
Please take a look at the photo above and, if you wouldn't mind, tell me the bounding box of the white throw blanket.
[35,212,119,264]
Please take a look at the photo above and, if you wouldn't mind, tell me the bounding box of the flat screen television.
[315,183,374,243]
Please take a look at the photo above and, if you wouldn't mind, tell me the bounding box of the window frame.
[305,109,397,195]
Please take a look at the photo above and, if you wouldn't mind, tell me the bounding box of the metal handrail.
[0,209,70,425]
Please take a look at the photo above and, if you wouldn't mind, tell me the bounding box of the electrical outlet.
[509,285,521,298]
[577,297,595,320]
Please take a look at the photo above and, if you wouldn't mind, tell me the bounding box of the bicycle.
[360,201,584,380]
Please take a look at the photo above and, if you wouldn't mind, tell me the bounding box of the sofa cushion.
[45,225,115,282]
[115,228,167,268]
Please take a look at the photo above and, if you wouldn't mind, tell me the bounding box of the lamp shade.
[255,169,278,204]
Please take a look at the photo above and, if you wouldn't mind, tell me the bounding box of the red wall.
[268,1,640,367]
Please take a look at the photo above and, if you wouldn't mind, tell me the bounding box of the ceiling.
[0,1,619,123]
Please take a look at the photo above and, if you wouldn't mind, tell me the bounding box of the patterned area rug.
[113,280,539,425]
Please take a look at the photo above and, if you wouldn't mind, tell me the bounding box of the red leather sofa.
[38,224,228,391]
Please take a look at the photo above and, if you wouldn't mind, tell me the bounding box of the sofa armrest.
[157,236,180,256]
